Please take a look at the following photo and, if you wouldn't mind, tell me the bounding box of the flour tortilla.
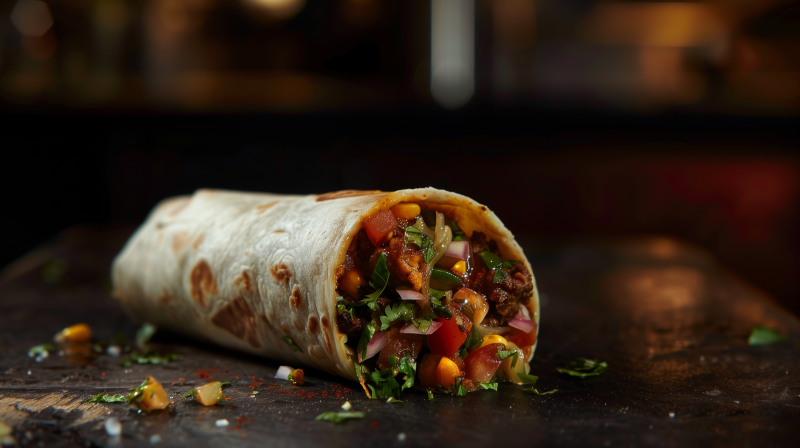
[112,188,540,381]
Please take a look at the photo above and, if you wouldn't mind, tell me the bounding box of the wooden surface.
[1,228,798,447]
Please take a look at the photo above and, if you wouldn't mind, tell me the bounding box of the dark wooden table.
[1,228,798,447]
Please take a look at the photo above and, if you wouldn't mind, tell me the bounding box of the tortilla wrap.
[111,188,540,381]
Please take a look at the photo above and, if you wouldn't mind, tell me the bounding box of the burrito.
[112,188,540,398]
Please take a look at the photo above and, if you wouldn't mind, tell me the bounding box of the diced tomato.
[463,343,503,383]
[364,210,397,246]
[427,306,470,359]
[507,328,537,349]
[449,352,466,373]
[418,353,442,389]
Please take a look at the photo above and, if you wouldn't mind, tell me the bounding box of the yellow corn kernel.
[54,323,92,344]
[479,334,508,349]
[339,268,367,299]
[129,376,170,411]
[390,203,421,220]
[451,260,466,275]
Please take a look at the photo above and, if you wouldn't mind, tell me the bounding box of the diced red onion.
[400,321,443,335]
[509,317,536,334]
[361,331,388,362]
[444,241,470,261]
[396,289,424,301]
[518,305,531,320]
[275,365,294,381]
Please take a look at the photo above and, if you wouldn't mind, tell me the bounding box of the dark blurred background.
[1,0,798,315]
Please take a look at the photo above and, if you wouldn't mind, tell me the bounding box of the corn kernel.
[479,334,508,349]
[451,261,466,275]
[339,268,367,299]
[54,323,92,344]
[390,203,421,220]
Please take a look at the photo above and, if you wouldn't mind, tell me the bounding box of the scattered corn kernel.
[128,376,169,411]
[451,261,466,275]
[339,268,367,299]
[193,381,226,406]
[479,334,508,349]
[289,369,305,386]
[435,357,461,388]
[390,203,421,220]
[54,323,92,344]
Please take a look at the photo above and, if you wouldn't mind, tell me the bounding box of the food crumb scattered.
[149,434,161,444]
[216,419,229,427]
[104,417,121,436]
[370,420,378,428]
[198,373,211,379]
[101,372,106,376]
[341,401,352,411]
[398,432,407,441]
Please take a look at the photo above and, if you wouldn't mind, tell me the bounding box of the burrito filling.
[335,203,536,398]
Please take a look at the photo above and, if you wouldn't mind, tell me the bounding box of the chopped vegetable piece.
[83,392,127,403]
[316,411,365,424]
[427,307,471,358]
[451,260,466,275]
[507,327,537,350]
[127,376,169,411]
[556,358,607,378]
[390,203,421,220]
[135,323,157,348]
[464,343,504,383]
[429,269,463,291]
[192,381,226,406]
[404,223,435,264]
[360,253,390,307]
[500,341,526,383]
[54,323,92,344]
[523,388,557,395]
[399,320,442,335]
[479,252,503,271]
[120,350,182,367]
[356,323,377,362]
[282,336,302,352]
[380,302,417,331]
[430,297,452,319]
[478,334,507,349]
[464,327,483,351]
[509,315,536,333]
[28,343,53,361]
[748,326,788,345]
[364,210,397,247]
[276,365,293,381]
[436,356,461,388]
[453,288,488,325]
[362,355,416,399]
[289,369,304,385]
[446,219,466,241]
[339,268,368,299]
[493,270,508,283]
[427,390,434,400]
[395,289,425,301]
[517,373,539,384]
[479,382,498,391]
[341,401,352,410]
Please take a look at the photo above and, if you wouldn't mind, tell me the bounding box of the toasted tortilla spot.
[171,231,191,255]
[294,320,304,332]
[234,271,253,293]
[315,190,383,202]
[273,230,287,234]
[255,201,278,213]
[167,198,191,217]
[281,325,290,335]
[189,260,218,306]
[290,285,303,309]
[323,330,332,354]
[320,315,330,329]
[308,316,319,333]
[268,312,276,322]
[259,314,268,323]
[270,263,292,283]
[480,206,487,211]
[158,292,176,304]
[192,233,204,249]
[210,296,262,348]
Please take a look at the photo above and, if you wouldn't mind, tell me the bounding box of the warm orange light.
[245,0,305,20]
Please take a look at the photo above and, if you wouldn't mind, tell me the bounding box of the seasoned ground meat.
[373,296,393,315]
[470,232,499,259]
[368,228,426,291]
[336,311,364,342]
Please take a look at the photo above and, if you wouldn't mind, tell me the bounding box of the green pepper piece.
[480,251,503,271]
[429,269,463,291]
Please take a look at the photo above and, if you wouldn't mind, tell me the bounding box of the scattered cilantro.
[493,270,508,283]
[411,313,435,334]
[183,389,196,399]
[336,296,356,320]
[430,297,452,319]
[479,382,498,391]
[316,411,365,424]
[523,388,558,395]
[429,288,446,300]
[356,253,390,309]
[556,358,607,378]
[28,343,53,358]
[386,397,402,403]
[120,351,182,367]
[126,379,149,404]
[446,220,466,241]
[458,348,468,359]
[251,390,259,395]
[136,323,157,348]
[380,302,417,331]
[427,390,434,401]
[220,382,231,387]
[83,392,127,404]
[464,328,483,350]
[496,350,519,368]
[517,373,539,384]
[364,355,416,400]
[405,224,435,264]
[748,326,788,346]
[455,378,467,396]
[281,336,302,352]
[356,323,377,362]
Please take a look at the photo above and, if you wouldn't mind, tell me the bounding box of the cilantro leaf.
[405,225,435,263]
[28,343,53,358]
[430,297,452,319]
[457,385,467,396]
[120,350,182,367]
[183,389,197,399]
[495,350,519,368]
[523,388,558,395]
[748,326,788,346]
[479,382,498,391]
[136,323,157,348]
[411,313,435,334]
[380,302,417,331]
[464,328,483,350]
[281,336,302,352]
[493,270,508,284]
[517,373,539,384]
[556,358,607,378]
[480,251,503,271]
[316,411,365,424]
[336,296,356,320]
[83,392,127,404]
[386,397,402,403]
[429,288,446,300]
[427,390,434,400]
[352,253,389,308]
[356,323,377,362]
[362,355,416,400]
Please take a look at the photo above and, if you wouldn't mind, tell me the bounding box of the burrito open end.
[112,188,539,398]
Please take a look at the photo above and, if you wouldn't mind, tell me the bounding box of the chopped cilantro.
[83,392,127,404]
[411,313,435,334]
[455,378,467,396]
[356,323,377,362]
[405,224,435,264]
[357,253,390,309]
[748,326,788,346]
[386,397,402,403]
[316,411,365,424]
[281,336,302,352]
[427,390,434,401]
[496,350,516,361]
[251,390,259,395]
[380,302,417,331]
[336,296,356,320]
[523,388,558,395]
[430,297,452,319]
[183,389,196,399]
[464,328,483,350]
[493,270,508,284]
[362,355,416,400]
[28,343,53,358]
[556,358,607,378]
[126,379,149,405]
[120,351,182,367]
[429,288,445,299]
[517,373,539,384]
[479,382,498,391]
[136,323,157,348]
[502,260,521,268]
